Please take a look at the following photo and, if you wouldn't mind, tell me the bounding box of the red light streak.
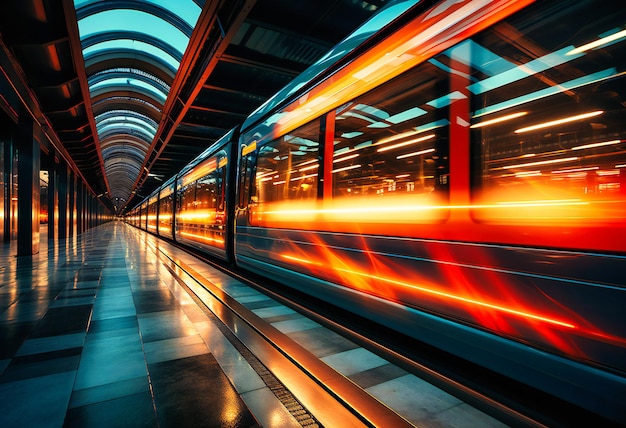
[280,253,577,329]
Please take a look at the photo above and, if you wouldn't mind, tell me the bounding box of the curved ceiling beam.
[93,97,162,123]
[88,81,167,107]
[100,135,151,154]
[86,56,176,83]
[91,92,163,113]
[85,47,179,78]
[82,31,184,63]
[89,68,170,95]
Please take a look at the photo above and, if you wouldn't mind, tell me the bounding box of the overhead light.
[568,28,626,55]
[470,112,527,128]
[572,139,621,150]
[502,157,578,169]
[396,148,435,159]
[377,134,435,152]
[514,111,603,133]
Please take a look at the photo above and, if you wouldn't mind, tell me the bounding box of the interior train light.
[332,164,361,173]
[470,111,527,128]
[552,166,599,174]
[514,170,541,177]
[333,153,359,163]
[396,148,435,159]
[290,173,318,181]
[568,28,626,55]
[377,134,435,152]
[375,129,421,145]
[502,157,578,169]
[514,111,603,133]
[299,163,320,172]
[572,139,622,150]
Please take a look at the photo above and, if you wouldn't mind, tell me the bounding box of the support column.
[3,132,12,242]
[57,161,68,239]
[16,114,40,255]
[69,171,75,238]
[46,148,57,240]
[76,180,83,235]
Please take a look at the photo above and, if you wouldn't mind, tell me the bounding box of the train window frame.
[249,119,322,226]
[328,59,452,225]
[464,0,626,225]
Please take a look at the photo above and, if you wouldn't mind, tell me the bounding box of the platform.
[0,222,508,427]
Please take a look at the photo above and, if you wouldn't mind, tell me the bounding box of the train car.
[234,0,626,421]
[157,176,176,240]
[146,191,159,234]
[138,200,147,231]
[174,129,239,261]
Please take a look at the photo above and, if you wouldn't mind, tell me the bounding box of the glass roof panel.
[89,77,168,104]
[78,9,189,56]
[83,39,180,70]
[74,0,201,28]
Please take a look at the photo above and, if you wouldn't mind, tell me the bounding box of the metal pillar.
[69,171,75,237]
[16,114,39,255]
[76,180,83,235]
[57,160,68,239]
[46,147,57,240]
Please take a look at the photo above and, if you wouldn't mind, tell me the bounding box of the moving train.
[127,0,626,422]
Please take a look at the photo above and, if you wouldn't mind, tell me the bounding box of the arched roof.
[74,0,202,205]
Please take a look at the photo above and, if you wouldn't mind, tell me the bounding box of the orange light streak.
[260,199,589,216]
[242,140,257,156]
[280,253,576,329]
[180,231,224,244]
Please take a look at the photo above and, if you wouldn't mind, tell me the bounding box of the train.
[126,0,626,422]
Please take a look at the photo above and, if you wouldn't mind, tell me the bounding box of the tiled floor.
[0,222,510,428]
[0,223,295,427]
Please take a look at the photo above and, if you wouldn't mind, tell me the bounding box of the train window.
[330,60,450,223]
[176,153,227,246]
[158,184,174,234]
[254,119,320,207]
[468,0,626,224]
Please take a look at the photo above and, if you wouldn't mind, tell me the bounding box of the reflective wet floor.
[0,223,277,427]
[0,222,509,427]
